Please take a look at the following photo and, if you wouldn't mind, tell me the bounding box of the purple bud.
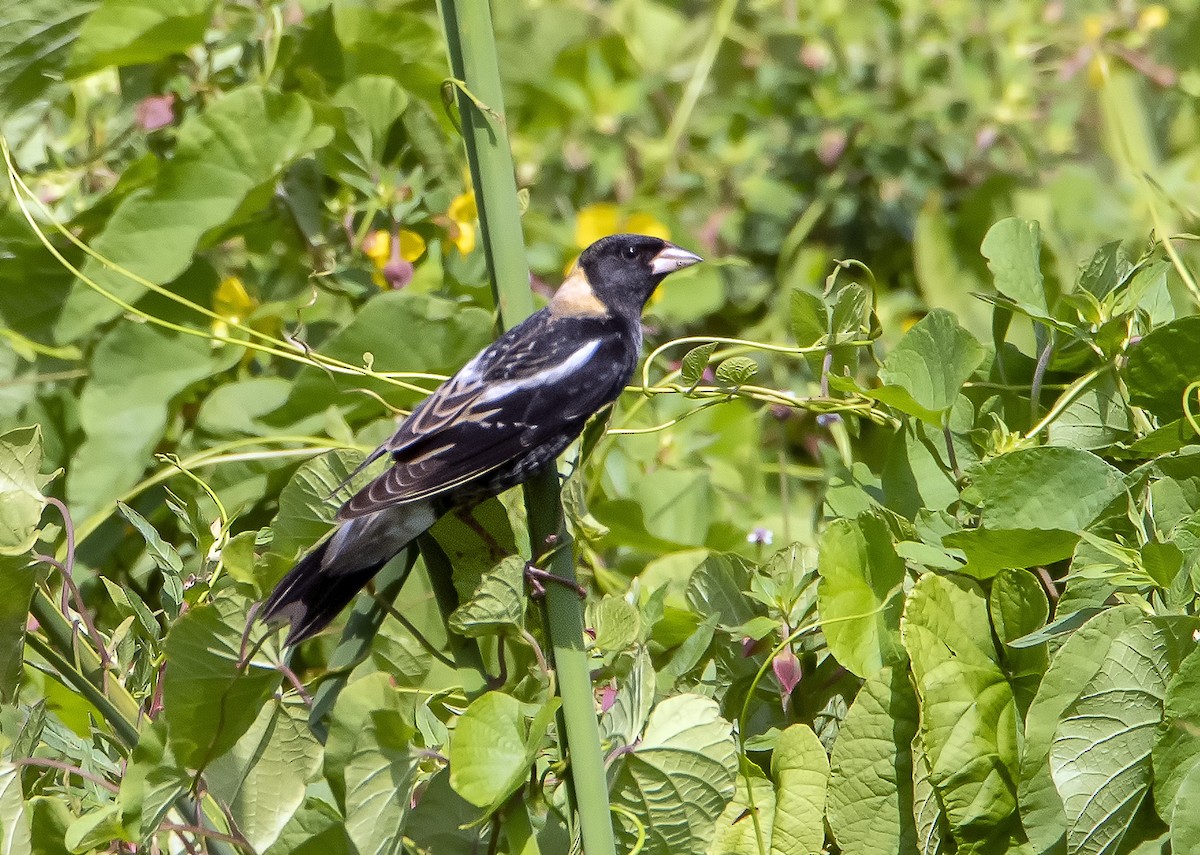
[600,684,618,712]
[135,94,176,131]
[773,650,802,696]
[816,412,842,428]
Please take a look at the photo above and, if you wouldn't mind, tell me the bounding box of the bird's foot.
[524,562,587,599]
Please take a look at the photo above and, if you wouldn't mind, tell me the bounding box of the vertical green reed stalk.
[438,1,618,853]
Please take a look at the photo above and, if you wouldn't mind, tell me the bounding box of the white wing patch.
[477,339,602,404]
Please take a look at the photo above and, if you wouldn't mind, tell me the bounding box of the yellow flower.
[211,276,257,341]
[366,229,427,287]
[574,203,671,248]
[447,191,477,255]
[1138,4,1168,31]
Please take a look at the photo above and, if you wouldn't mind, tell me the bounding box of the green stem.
[438,1,617,852]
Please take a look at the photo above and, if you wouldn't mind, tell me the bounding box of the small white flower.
[747,527,774,546]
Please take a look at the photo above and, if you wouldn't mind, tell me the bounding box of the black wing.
[338,312,633,519]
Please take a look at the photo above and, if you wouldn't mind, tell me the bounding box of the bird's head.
[552,233,702,318]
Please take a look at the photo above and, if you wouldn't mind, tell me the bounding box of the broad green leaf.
[449,692,559,813]
[206,698,322,852]
[280,292,492,421]
[686,552,758,630]
[1152,644,1200,819]
[0,0,91,111]
[1050,617,1199,855]
[827,666,919,855]
[0,426,49,556]
[344,709,420,855]
[118,719,188,841]
[790,290,826,347]
[912,729,951,855]
[875,309,985,422]
[0,763,31,855]
[323,672,406,804]
[63,804,123,852]
[406,770,486,854]
[611,694,738,855]
[600,646,656,749]
[333,76,410,166]
[0,555,38,703]
[965,446,1125,532]
[115,501,182,575]
[1046,373,1132,451]
[162,595,279,769]
[1125,316,1200,420]
[942,528,1081,579]
[901,574,1018,838]
[70,323,231,515]
[771,724,830,855]
[981,218,1049,319]
[680,342,718,386]
[707,759,775,855]
[988,569,1049,714]
[56,87,334,342]
[1018,605,1145,853]
[267,449,366,569]
[264,798,352,855]
[1172,762,1200,854]
[587,595,641,652]
[715,356,759,386]
[817,514,906,678]
[448,555,527,637]
[27,797,70,855]
[70,0,215,75]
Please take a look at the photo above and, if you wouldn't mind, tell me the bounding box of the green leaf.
[875,309,985,422]
[790,290,827,347]
[611,694,738,855]
[162,595,279,769]
[406,770,486,854]
[981,218,1049,319]
[1018,605,1146,853]
[64,804,124,852]
[323,672,405,805]
[1046,373,1133,451]
[1125,316,1200,421]
[715,356,759,387]
[0,0,91,112]
[118,719,188,841]
[0,763,31,855]
[600,646,656,750]
[587,595,641,652]
[0,555,38,703]
[448,555,527,638]
[1172,762,1200,854]
[680,342,718,386]
[817,514,906,678]
[70,0,215,75]
[264,798,353,855]
[912,729,951,855]
[771,724,830,855]
[267,449,366,569]
[344,708,420,855]
[988,569,1049,715]
[206,698,322,852]
[0,426,50,556]
[1050,617,1200,855]
[56,87,334,342]
[69,323,231,516]
[942,528,1081,579]
[708,759,775,855]
[333,76,410,165]
[901,574,1018,839]
[115,501,183,575]
[965,446,1126,532]
[827,666,919,855]
[1152,644,1200,819]
[449,692,559,813]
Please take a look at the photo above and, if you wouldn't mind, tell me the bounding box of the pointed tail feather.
[261,502,437,645]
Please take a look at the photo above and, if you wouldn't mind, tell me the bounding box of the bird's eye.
[624,245,638,259]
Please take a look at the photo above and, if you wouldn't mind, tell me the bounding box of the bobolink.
[262,233,702,645]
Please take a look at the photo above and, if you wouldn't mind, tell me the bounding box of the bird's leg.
[524,561,587,599]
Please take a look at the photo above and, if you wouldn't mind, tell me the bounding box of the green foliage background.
[5,0,1200,853]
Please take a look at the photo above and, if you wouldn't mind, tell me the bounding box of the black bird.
[262,233,702,644]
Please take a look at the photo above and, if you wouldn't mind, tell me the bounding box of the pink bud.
[773,650,802,696]
[136,94,176,132]
[600,684,618,712]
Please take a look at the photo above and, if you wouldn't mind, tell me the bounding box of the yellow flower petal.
[398,230,426,262]
[1138,4,1168,31]
[575,203,621,248]
[447,192,478,256]
[624,212,671,241]
[213,276,256,322]
[452,220,476,256]
[364,230,390,266]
